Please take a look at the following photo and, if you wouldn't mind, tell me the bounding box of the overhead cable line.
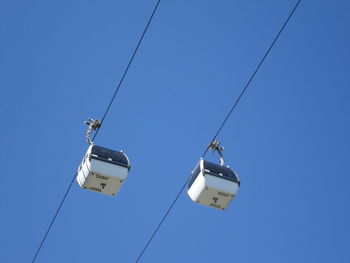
[93,0,161,141]
[134,1,302,262]
[201,0,301,157]
[31,1,161,262]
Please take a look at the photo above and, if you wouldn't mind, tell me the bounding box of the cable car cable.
[135,179,189,263]
[134,1,302,262]
[93,0,161,141]
[31,1,161,262]
[201,0,301,158]
[31,176,76,263]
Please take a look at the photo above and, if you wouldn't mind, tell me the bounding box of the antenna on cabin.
[209,140,225,166]
[84,118,101,145]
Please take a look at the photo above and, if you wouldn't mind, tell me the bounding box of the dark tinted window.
[203,161,238,182]
[192,163,201,177]
[91,145,129,166]
[188,162,201,189]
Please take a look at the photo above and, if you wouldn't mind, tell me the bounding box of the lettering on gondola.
[96,174,109,180]
[218,191,230,197]
[210,203,221,209]
[89,186,102,192]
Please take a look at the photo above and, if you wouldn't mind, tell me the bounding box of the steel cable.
[31,1,161,261]
[134,1,302,262]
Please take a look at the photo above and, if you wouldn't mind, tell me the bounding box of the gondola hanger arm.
[209,140,225,166]
[84,118,101,145]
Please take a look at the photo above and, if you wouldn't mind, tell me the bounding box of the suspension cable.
[31,1,161,262]
[31,176,76,263]
[93,0,161,141]
[134,1,302,262]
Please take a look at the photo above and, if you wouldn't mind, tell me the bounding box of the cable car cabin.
[76,145,131,196]
[187,159,240,210]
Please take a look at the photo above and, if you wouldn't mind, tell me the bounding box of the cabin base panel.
[80,173,124,196]
[195,187,235,210]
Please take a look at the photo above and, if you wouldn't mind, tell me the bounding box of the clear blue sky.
[1,0,349,262]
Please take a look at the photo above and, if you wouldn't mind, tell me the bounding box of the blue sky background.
[1,0,349,262]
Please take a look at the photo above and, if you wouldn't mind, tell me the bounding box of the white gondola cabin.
[76,145,131,196]
[187,159,240,210]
